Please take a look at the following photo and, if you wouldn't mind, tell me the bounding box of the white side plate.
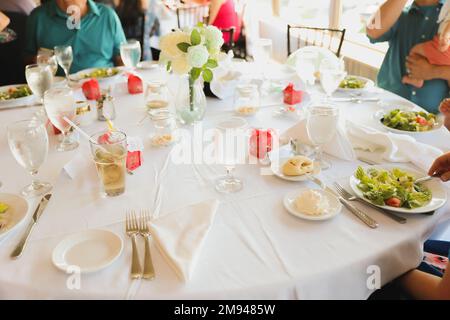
[52,229,123,273]
[271,157,320,182]
[284,188,342,221]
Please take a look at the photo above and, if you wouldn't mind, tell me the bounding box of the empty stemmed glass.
[44,87,79,152]
[319,58,346,100]
[214,117,248,193]
[7,119,52,197]
[306,104,339,170]
[54,45,73,83]
[120,40,141,72]
[253,38,273,94]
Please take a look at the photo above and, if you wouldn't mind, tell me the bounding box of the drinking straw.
[63,116,97,144]
[62,116,111,154]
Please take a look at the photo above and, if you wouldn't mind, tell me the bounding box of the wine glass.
[37,52,58,76]
[54,45,73,82]
[120,40,141,72]
[296,51,317,90]
[25,64,53,104]
[319,59,346,100]
[44,87,79,152]
[306,104,339,170]
[7,119,52,197]
[253,38,273,94]
[214,117,248,193]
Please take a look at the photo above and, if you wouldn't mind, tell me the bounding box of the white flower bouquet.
[160,23,224,82]
[159,23,224,122]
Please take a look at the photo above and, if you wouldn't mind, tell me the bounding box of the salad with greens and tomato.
[381,109,437,132]
[354,166,432,209]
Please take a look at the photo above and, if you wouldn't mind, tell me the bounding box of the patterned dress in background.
[0,28,17,44]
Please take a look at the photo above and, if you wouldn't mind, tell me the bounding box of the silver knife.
[308,176,379,228]
[0,104,41,112]
[11,194,52,259]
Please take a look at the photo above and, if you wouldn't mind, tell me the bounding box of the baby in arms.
[402,0,450,88]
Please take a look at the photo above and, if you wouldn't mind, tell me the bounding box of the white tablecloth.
[1,64,450,300]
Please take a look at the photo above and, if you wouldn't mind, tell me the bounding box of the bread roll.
[282,156,314,176]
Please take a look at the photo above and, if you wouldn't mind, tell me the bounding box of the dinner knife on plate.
[11,193,52,259]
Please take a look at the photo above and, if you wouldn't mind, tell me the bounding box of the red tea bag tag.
[128,74,143,94]
[98,132,112,144]
[126,137,144,171]
[82,79,101,100]
[283,82,303,105]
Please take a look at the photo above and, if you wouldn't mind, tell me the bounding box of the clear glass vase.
[175,75,206,125]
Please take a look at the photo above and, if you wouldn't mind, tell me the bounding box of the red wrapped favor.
[249,129,274,160]
[283,83,303,105]
[126,137,143,171]
[127,74,143,94]
[82,79,101,100]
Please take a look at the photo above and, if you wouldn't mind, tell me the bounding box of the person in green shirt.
[25,0,126,74]
[367,0,450,114]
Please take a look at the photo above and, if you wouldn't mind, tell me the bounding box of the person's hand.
[428,152,450,182]
[440,98,450,116]
[406,54,436,81]
[439,22,450,52]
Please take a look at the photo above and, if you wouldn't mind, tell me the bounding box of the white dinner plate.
[52,229,123,273]
[283,188,342,221]
[349,164,447,214]
[374,109,444,136]
[337,75,374,94]
[0,84,35,109]
[0,193,29,241]
[71,67,122,84]
[271,157,321,182]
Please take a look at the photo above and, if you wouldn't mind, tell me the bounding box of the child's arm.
[0,11,10,32]
[439,21,450,52]
[399,265,450,300]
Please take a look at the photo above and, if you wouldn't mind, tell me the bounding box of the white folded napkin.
[64,151,97,180]
[281,119,356,161]
[149,199,220,282]
[346,121,443,171]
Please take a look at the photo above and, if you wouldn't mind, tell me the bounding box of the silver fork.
[139,210,155,280]
[126,210,142,279]
[333,183,407,224]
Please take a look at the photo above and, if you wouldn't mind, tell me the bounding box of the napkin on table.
[149,199,220,282]
[281,119,356,161]
[346,121,443,171]
[64,151,97,180]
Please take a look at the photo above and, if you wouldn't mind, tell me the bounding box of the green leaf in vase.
[177,42,190,53]
[166,61,171,71]
[205,59,218,68]
[202,68,213,82]
[191,67,202,80]
[191,29,201,46]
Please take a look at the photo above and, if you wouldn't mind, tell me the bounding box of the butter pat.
[295,190,330,216]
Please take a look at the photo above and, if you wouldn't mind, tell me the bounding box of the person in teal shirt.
[367,0,450,114]
[25,0,126,74]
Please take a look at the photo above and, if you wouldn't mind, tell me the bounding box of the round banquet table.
[0,62,450,300]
